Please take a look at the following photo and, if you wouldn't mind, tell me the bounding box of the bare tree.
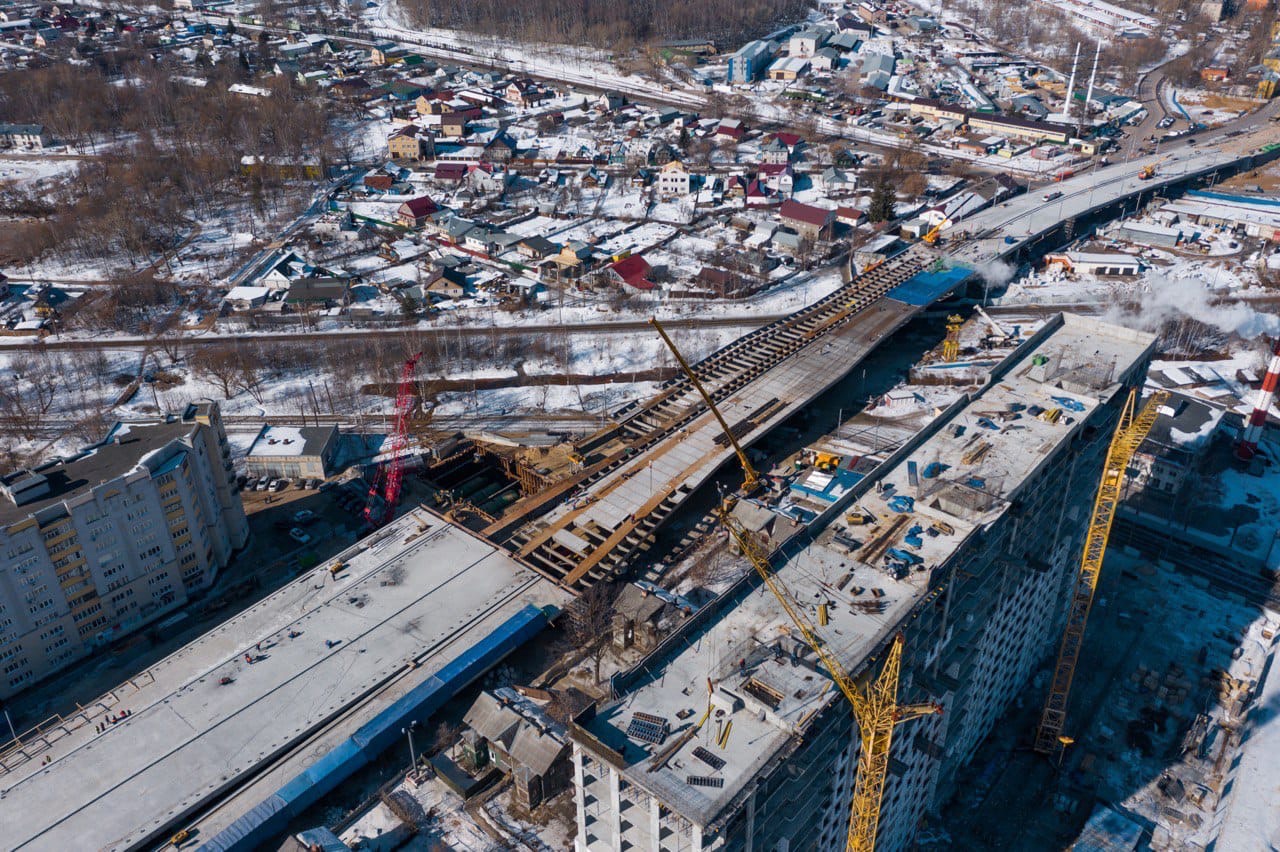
[190,343,243,399]
[564,582,619,685]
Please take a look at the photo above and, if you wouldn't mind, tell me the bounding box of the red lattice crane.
[364,351,423,527]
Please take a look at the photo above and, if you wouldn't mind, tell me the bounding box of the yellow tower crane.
[1034,387,1169,755]
[650,317,761,494]
[941,314,964,362]
[717,507,942,851]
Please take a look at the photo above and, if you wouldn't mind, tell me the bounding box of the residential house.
[460,687,578,812]
[657,159,692,197]
[836,206,865,227]
[693,266,756,299]
[716,119,745,142]
[550,241,594,281]
[517,236,558,261]
[396,196,439,229]
[483,132,518,163]
[387,125,433,161]
[467,163,508,194]
[758,163,794,197]
[608,255,655,290]
[778,199,834,240]
[435,162,468,185]
[286,277,351,310]
[597,92,625,112]
[369,42,405,66]
[221,285,271,312]
[505,78,549,107]
[439,112,469,138]
[761,137,791,166]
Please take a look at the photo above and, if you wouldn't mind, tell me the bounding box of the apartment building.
[0,402,248,699]
[569,314,1156,851]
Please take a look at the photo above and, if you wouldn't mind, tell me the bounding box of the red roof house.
[609,255,655,290]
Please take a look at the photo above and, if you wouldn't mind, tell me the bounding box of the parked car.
[244,476,258,490]
[318,479,339,492]
[271,479,290,492]
[292,509,316,525]
[255,479,270,491]
[289,528,312,545]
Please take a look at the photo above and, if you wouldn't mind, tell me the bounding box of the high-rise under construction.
[568,313,1157,851]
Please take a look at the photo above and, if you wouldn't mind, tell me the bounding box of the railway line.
[0,314,775,352]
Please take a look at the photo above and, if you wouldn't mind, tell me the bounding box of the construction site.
[568,312,1164,852]
[5,125,1280,852]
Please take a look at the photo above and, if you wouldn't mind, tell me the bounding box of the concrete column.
[690,822,703,852]
[650,794,661,852]
[572,745,589,850]
[608,764,623,852]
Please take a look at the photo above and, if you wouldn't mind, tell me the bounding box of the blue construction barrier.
[886,264,974,306]
[198,603,553,852]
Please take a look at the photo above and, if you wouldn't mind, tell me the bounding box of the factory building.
[568,314,1156,851]
[0,402,247,699]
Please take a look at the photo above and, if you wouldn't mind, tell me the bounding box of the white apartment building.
[0,402,248,699]
[569,314,1156,851]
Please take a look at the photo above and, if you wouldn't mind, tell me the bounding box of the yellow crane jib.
[716,505,941,851]
[650,316,762,494]
[921,218,950,245]
[1034,387,1169,755]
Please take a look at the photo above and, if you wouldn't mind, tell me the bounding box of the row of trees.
[400,0,807,49]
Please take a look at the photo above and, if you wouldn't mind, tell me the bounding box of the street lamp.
[1056,734,1075,769]
[401,721,419,775]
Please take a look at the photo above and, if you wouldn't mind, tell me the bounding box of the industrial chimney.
[1236,339,1280,461]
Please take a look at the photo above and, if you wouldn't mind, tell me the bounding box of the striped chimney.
[1236,339,1280,461]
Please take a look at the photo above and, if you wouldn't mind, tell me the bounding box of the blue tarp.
[886,264,973,306]
[789,467,864,503]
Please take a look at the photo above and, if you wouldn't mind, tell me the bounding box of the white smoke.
[973,259,1016,287]
[1102,272,1280,340]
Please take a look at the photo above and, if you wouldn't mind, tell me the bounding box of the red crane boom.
[364,351,423,527]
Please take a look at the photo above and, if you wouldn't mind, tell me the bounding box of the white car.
[1042,191,1063,202]
[289,528,312,545]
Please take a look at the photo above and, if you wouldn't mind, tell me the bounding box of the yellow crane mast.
[717,506,941,851]
[941,314,964,362]
[650,317,761,494]
[1034,387,1169,755]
